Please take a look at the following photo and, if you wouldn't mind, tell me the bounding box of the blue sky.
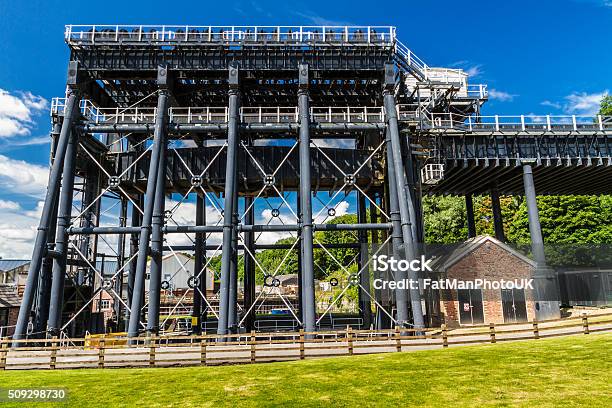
[0,0,610,257]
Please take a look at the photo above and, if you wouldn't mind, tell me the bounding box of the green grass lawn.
[1,333,610,407]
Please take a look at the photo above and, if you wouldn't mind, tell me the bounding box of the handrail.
[65,25,396,46]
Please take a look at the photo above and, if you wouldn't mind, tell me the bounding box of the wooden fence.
[1,313,610,370]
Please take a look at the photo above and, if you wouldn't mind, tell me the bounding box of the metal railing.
[427,112,612,132]
[64,25,396,46]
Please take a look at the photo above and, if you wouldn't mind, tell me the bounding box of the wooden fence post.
[50,336,58,369]
[347,327,354,355]
[98,338,105,368]
[532,322,540,339]
[582,314,590,334]
[441,324,448,348]
[200,338,207,366]
[394,326,402,352]
[299,329,305,360]
[250,330,256,363]
[489,323,496,344]
[149,337,156,367]
[0,341,7,370]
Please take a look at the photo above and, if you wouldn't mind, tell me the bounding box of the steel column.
[383,63,425,329]
[243,196,256,332]
[228,192,239,332]
[466,194,476,238]
[13,91,80,342]
[47,127,79,336]
[357,193,372,329]
[113,198,128,328]
[217,64,240,336]
[298,63,316,333]
[522,163,560,320]
[192,194,206,334]
[491,186,506,242]
[125,194,143,324]
[34,122,63,335]
[127,90,169,339]
[146,131,167,334]
[385,130,410,326]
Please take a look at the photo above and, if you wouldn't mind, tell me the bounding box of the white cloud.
[0,200,40,258]
[564,90,609,116]
[0,89,48,138]
[540,100,562,110]
[489,89,516,102]
[293,11,354,26]
[465,65,483,78]
[0,154,49,197]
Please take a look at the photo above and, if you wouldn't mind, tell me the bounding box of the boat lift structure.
[12,25,612,342]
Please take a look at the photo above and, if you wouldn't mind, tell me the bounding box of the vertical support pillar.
[466,194,476,238]
[113,198,128,328]
[385,130,411,326]
[491,186,505,242]
[298,63,316,333]
[47,127,79,336]
[13,83,81,342]
[146,127,167,334]
[35,122,63,335]
[127,76,169,339]
[125,194,143,325]
[217,63,241,336]
[522,162,560,320]
[382,63,425,329]
[192,194,206,334]
[243,196,256,332]
[357,194,372,329]
[228,192,239,332]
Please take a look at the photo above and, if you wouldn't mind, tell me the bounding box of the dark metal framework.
[12,25,612,342]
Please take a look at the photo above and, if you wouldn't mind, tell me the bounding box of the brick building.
[431,235,536,327]
[0,285,21,337]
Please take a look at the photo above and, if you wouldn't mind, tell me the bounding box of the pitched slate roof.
[0,259,30,272]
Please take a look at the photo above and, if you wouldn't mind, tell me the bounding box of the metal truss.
[15,24,604,343]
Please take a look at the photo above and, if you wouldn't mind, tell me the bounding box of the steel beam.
[357,193,372,329]
[146,129,167,334]
[217,64,241,336]
[34,122,63,335]
[47,127,79,336]
[227,191,239,332]
[466,194,476,238]
[13,91,80,343]
[491,186,506,242]
[383,63,425,329]
[127,88,169,339]
[243,196,256,332]
[385,129,410,326]
[113,198,128,328]
[298,63,316,333]
[522,163,560,320]
[125,194,143,324]
[192,194,206,334]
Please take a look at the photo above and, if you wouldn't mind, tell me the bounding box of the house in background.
[430,235,537,328]
[0,285,20,337]
[144,252,215,293]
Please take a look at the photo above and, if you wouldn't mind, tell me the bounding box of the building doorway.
[501,288,528,323]
[457,289,484,325]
